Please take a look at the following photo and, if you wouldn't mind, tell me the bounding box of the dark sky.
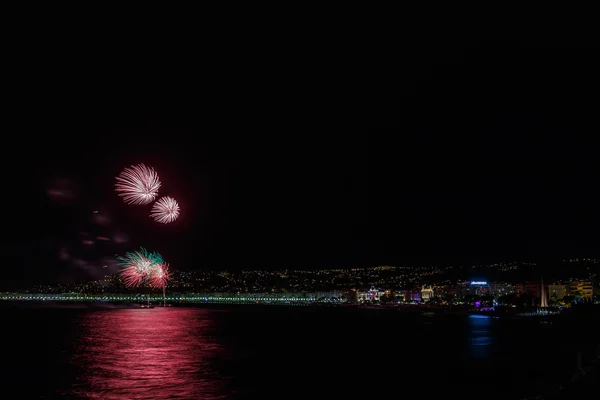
[4,35,600,288]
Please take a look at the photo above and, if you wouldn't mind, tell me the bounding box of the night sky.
[4,36,599,288]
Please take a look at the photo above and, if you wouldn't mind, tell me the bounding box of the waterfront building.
[430,284,452,296]
[421,286,434,302]
[455,281,515,299]
[404,289,421,303]
[548,284,568,301]
[569,280,593,299]
[514,283,525,296]
[524,281,543,298]
[357,286,385,302]
[488,282,515,297]
[456,280,490,297]
[394,290,407,301]
[516,280,548,299]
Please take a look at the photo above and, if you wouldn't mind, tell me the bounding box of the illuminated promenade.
[0,292,345,305]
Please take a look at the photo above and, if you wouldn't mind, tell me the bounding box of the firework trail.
[118,247,164,288]
[150,196,180,223]
[115,164,161,205]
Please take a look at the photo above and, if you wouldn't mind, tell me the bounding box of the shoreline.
[0,299,588,317]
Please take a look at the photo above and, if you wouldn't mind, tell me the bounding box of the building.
[488,282,515,298]
[421,286,434,302]
[456,281,490,298]
[394,289,407,301]
[312,291,348,301]
[524,281,543,298]
[548,284,568,300]
[357,286,385,302]
[456,282,470,298]
[569,280,593,299]
[432,284,453,298]
[517,280,548,299]
[404,289,421,303]
[514,283,525,296]
[455,281,516,299]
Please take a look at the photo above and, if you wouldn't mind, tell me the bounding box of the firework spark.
[148,263,171,289]
[115,164,161,205]
[120,265,145,287]
[150,196,180,223]
[118,247,164,288]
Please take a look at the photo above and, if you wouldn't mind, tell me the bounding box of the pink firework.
[120,265,145,287]
[150,196,180,223]
[148,263,171,288]
[115,164,161,205]
[118,248,161,288]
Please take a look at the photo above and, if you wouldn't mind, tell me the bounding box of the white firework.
[115,164,161,205]
[150,196,180,223]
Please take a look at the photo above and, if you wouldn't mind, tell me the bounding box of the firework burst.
[150,196,180,223]
[148,263,171,289]
[120,265,145,287]
[118,247,164,288]
[115,164,161,205]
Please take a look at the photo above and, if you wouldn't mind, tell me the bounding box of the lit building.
[421,286,434,302]
[515,283,525,296]
[456,281,473,297]
[524,281,543,298]
[394,290,407,301]
[404,290,421,303]
[569,280,593,299]
[456,281,490,297]
[432,284,453,298]
[312,291,348,301]
[488,282,515,297]
[357,286,385,302]
[548,284,568,300]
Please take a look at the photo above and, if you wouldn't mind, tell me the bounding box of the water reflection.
[66,308,228,399]
[466,314,493,358]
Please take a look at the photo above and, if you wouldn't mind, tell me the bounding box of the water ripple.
[65,308,229,399]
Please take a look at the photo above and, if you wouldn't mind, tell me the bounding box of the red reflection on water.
[68,308,228,399]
